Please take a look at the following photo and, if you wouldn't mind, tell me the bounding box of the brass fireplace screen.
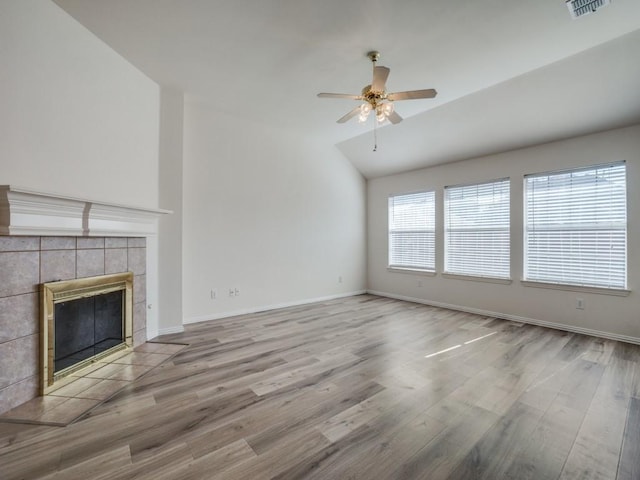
[40,272,133,394]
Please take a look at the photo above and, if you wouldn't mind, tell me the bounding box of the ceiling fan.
[317,51,437,126]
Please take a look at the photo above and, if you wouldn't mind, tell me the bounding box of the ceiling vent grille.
[566,0,611,18]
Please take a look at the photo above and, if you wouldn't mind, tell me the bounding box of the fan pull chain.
[373,120,378,152]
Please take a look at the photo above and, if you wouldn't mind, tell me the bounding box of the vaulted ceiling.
[54,0,640,178]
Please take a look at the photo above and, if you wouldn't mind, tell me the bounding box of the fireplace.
[0,187,168,415]
[40,272,134,394]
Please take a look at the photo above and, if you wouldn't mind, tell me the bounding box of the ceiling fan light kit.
[317,50,437,127]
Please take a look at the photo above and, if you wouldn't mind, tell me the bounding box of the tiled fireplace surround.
[0,236,148,414]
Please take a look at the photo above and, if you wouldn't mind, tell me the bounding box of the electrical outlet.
[210,289,217,300]
[576,297,585,310]
[229,288,235,297]
[235,288,240,296]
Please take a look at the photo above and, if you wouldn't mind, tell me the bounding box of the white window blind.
[524,162,626,289]
[444,179,510,279]
[388,191,435,271]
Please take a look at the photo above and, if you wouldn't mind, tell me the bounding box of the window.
[444,179,510,279]
[524,162,627,290]
[388,191,435,271]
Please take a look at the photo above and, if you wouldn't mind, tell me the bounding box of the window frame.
[523,161,628,292]
[443,177,511,281]
[388,190,436,273]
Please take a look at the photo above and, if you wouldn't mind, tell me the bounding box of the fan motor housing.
[361,85,386,106]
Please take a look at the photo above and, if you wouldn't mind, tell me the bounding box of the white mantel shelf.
[0,185,171,237]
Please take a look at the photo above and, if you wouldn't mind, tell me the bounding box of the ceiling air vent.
[566,0,611,18]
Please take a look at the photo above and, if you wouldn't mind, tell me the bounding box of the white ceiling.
[54,0,640,178]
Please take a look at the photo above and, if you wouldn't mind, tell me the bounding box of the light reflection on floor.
[424,331,497,359]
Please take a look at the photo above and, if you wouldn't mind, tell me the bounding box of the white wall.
[157,89,184,334]
[0,0,160,209]
[368,125,640,341]
[182,100,367,322]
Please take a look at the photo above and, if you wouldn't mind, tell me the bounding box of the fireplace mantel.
[0,185,170,237]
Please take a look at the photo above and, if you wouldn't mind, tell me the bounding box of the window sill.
[521,280,630,297]
[442,273,512,285]
[387,267,436,277]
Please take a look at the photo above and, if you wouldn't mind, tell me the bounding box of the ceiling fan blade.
[371,66,390,92]
[317,93,362,100]
[387,89,437,101]
[387,111,403,124]
[337,106,362,124]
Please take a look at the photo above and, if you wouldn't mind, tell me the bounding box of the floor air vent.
[566,0,611,18]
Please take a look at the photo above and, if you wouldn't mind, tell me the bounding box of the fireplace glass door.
[54,290,124,372]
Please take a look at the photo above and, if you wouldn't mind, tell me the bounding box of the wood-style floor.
[1,294,639,479]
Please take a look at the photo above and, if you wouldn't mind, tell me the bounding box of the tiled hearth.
[0,342,186,426]
[0,236,148,414]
